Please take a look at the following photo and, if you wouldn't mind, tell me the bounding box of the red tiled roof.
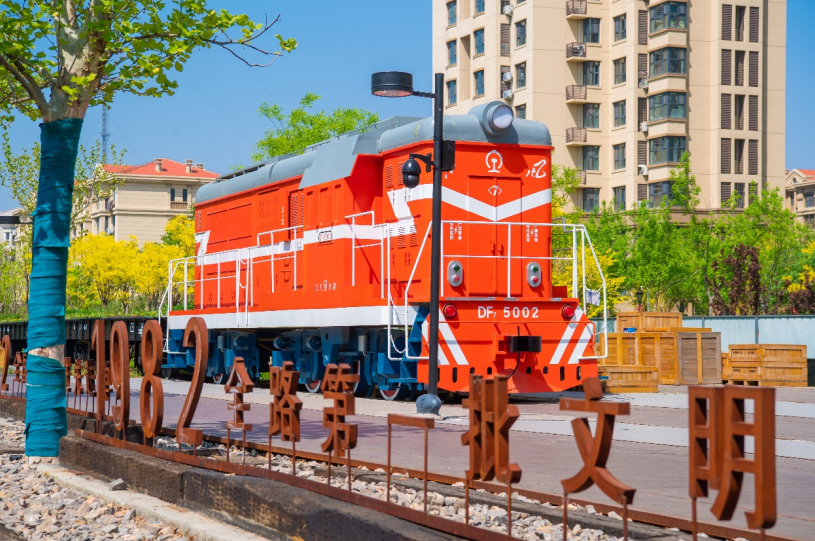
[102,158,218,178]
[795,169,815,178]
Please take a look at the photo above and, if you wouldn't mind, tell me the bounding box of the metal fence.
[591,315,815,358]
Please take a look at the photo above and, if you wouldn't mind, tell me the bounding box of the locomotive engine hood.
[196,102,552,206]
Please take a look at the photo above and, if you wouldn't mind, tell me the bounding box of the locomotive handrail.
[345,211,384,297]
[256,224,303,294]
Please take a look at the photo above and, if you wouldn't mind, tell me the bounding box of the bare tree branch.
[0,55,48,113]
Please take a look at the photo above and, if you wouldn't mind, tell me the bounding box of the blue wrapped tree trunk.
[24,118,83,457]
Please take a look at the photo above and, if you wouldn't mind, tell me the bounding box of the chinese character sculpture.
[321,364,358,488]
[224,356,254,464]
[688,386,776,541]
[269,361,303,470]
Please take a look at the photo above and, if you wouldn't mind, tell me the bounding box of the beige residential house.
[785,169,815,228]
[0,208,26,245]
[433,0,786,212]
[81,158,218,244]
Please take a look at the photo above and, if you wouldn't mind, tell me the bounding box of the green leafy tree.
[252,92,379,161]
[161,214,195,257]
[0,0,295,457]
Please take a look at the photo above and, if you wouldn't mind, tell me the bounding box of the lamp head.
[401,158,422,188]
[635,288,644,306]
[372,71,414,98]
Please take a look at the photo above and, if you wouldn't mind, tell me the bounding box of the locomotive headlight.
[489,104,514,130]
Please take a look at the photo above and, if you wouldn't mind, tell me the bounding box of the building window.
[582,146,600,171]
[583,104,600,129]
[474,29,485,55]
[170,188,176,201]
[650,2,687,33]
[582,188,600,212]
[95,217,100,233]
[806,192,814,208]
[447,1,457,25]
[474,70,485,97]
[613,186,626,211]
[583,18,600,44]
[501,0,510,11]
[516,20,527,47]
[613,100,626,127]
[447,41,457,66]
[648,92,687,120]
[447,80,457,105]
[104,215,109,232]
[613,57,626,84]
[614,144,627,170]
[583,61,600,86]
[649,47,686,77]
[648,181,674,207]
[475,0,484,14]
[182,189,188,203]
[614,14,627,41]
[734,182,745,209]
[516,62,526,88]
[649,136,686,164]
[515,104,526,119]
[806,215,815,229]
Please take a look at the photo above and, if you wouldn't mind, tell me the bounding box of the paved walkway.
[114,378,815,540]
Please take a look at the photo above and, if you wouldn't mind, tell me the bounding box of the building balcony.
[566,43,587,61]
[566,85,588,103]
[170,201,188,210]
[576,170,587,185]
[566,127,587,146]
[566,0,588,18]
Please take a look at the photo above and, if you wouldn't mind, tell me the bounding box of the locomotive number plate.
[317,229,333,243]
[477,306,540,319]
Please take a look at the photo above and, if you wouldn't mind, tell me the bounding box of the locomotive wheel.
[350,362,374,398]
[379,383,412,401]
[304,380,322,394]
[161,368,179,380]
[212,372,226,385]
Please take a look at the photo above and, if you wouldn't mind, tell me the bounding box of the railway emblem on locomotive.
[485,149,503,173]
[487,185,502,196]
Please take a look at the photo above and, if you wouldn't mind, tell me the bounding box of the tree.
[1,1,295,457]
[162,214,195,257]
[709,243,763,315]
[252,92,379,161]
[133,242,185,311]
[69,234,137,309]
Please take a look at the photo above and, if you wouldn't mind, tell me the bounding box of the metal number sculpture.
[91,320,109,430]
[12,352,24,397]
[461,374,522,532]
[176,317,208,450]
[269,361,302,470]
[139,320,164,443]
[689,386,776,540]
[109,321,131,436]
[224,356,254,464]
[1,335,11,392]
[320,363,358,488]
[560,377,635,541]
[70,356,85,410]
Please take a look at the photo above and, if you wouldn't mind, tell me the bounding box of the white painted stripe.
[437,314,469,366]
[422,320,450,366]
[410,186,552,222]
[167,305,418,331]
[566,325,593,365]
[549,307,584,365]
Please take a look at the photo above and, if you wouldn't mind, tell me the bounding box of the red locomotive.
[162,101,605,399]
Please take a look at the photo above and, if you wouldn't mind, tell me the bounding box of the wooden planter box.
[598,365,658,393]
[727,344,808,387]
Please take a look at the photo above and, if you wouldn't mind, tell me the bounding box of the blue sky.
[1,0,812,211]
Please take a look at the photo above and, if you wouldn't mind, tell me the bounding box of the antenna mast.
[101,107,111,161]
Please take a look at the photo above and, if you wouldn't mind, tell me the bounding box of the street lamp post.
[635,287,644,313]
[372,71,449,398]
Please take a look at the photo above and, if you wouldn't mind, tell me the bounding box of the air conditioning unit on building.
[502,71,513,82]
[638,165,649,176]
[640,121,649,132]
[639,78,649,89]
[503,5,513,16]
[503,89,514,99]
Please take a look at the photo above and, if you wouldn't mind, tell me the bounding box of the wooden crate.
[598,365,658,393]
[598,332,679,384]
[676,332,722,385]
[616,312,683,332]
[727,344,808,387]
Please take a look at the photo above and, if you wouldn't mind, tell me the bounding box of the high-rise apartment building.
[433,0,786,212]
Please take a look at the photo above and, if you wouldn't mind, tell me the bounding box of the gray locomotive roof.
[196,102,552,205]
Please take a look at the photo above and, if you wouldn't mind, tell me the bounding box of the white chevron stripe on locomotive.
[549,307,585,365]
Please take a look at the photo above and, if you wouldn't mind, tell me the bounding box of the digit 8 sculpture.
[109,321,130,435]
[139,320,164,442]
[176,317,208,449]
